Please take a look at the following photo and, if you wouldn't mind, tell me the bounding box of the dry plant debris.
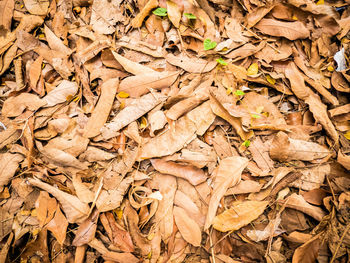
[1,0,350,262]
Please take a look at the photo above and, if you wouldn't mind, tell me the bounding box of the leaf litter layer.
[0,0,350,262]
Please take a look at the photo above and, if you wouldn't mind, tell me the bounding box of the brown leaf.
[102,92,166,139]
[0,153,24,188]
[28,178,90,223]
[119,71,179,97]
[111,50,155,75]
[278,193,326,221]
[138,115,197,159]
[338,150,350,170]
[154,173,177,242]
[47,206,68,245]
[23,0,49,15]
[292,233,321,263]
[205,156,249,230]
[151,159,207,185]
[84,78,118,138]
[212,201,269,232]
[0,0,14,32]
[72,209,99,246]
[43,80,78,107]
[29,55,43,94]
[255,18,309,40]
[2,93,46,117]
[44,25,72,56]
[270,132,329,162]
[166,53,217,73]
[131,0,158,28]
[35,191,57,228]
[167,0,182,28]
[173,206,202,247]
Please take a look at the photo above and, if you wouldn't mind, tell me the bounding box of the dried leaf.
[213,201,269,232]
[131,0,159,28]
[255,19,309,40]
[23,0,49,15]
[2,93,46,117]
[173,206,201,246]
[28,178,90,223]
[84,78,118,138]
[0,0,14,31]
[47,206,68,245]
[0,153,24,188]
[151,159,207,185]
[292,233,321,263]
[205,156,249,230]
[166,53,217,73]
[72,210,99,246]
[43,80,78,107]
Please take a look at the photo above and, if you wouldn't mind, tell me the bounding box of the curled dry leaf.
[255,19,309,40]
[72,209,99,246]
[205,156,249,230]
[84,78,118,138]
[213,200,269,232]
[270,132,330,162]
[292,233,321,263]
[2,93,46,117]
[111,50,155,75]
[131,0,158,28]
[28,178,90,223]
[151,159,207,185]
[173,206,202,247]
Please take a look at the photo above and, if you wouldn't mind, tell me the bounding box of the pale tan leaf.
[2,93,46,117]
[111,50,155,75]
[154,173,177,243]
[212,200,268,232]
[187,100,216,136]
[255,18,309,40]
[47,206,68,245]
[23,0,49,15]
[166,53,217,73]
[29,55,43,93]
[28,178,90,223]
[38,143,88,170]
[0,153,24,188]
[44,25,72,56]
[269,132,329,162]
[72,209,99,246]
[249,137,274,173]
[205,156,249,230]
[173,206,201,247]
[43,80,78,107]
[225,42,266,61]
[72,175,95,204]
[151,159,207,185]
[329,104,350,117]
[290,164,330,190]
[90,0,124,34]
[138,115,197,160]
[84,78,118,138]
[167,0,182,28]
[225,180,262,195]
[338,150,350,170]
[79,146,116,162]
[119,71,179,97]
[102,92,166,139]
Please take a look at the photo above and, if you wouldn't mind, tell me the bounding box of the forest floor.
[0,0,350,262]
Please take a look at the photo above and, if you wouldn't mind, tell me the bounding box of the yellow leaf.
[140,116,148,129]
[31,209,37,217]
[266,75,276,85]
[213,201,268,232]
[344,130,350,140]
[118,91,130,98]
[292,15,298,20]
[327,65,334,72]
[256,106,264,114]
[114,208,123,219]
[32,228,40,236]
[247,63,259,76]
[20,210,31,216]
[316,0,324,5]
[226,86,233,95]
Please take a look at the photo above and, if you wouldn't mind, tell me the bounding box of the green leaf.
[216,57,227,66]
[203,38,217,51]
[251,114,261,119]
[184,13,196,19]
[153,7,167,16]
[242,140,251,147]
[234,90,245,96]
